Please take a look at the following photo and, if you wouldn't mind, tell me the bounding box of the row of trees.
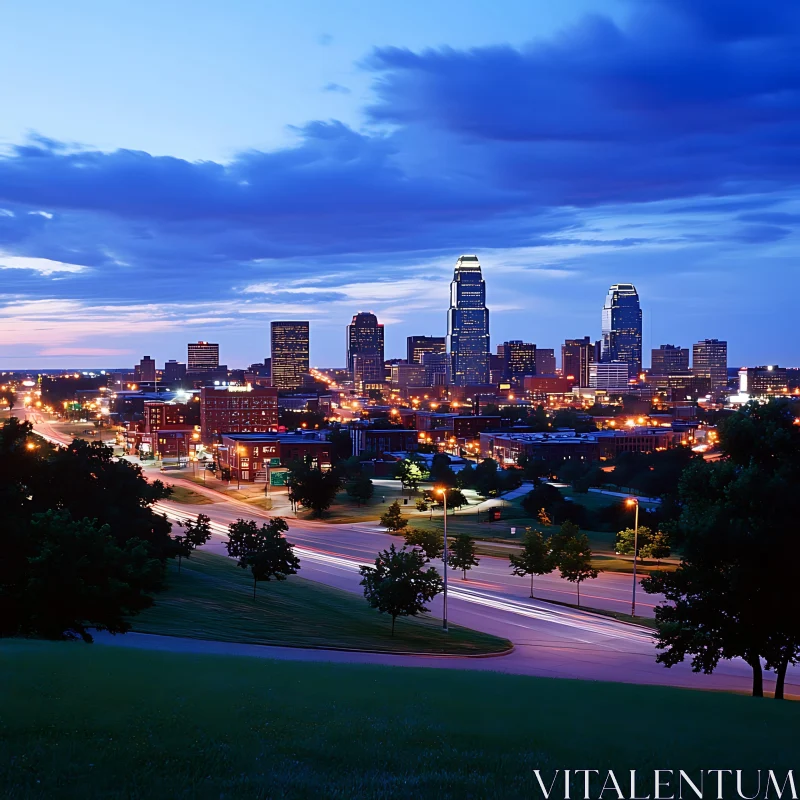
[394,453,522,499]
[509,522,599,606]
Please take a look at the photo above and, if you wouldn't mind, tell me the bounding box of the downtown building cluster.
[6,254,798,482]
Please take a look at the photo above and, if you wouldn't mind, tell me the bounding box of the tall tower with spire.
[601,283,642,379]
[447,255,490,386]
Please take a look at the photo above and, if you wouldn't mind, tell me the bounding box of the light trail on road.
[154,502,654,645]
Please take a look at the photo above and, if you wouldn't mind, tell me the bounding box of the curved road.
[25,411,800,697]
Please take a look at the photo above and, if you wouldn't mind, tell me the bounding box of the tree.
[225,517,300,599]
[286,461,341,517]
[393,458,424,495]
[556,529,599,607]
[429,452,457,488]
[380,500,407,532]
[498,466,524,494]
[359,544,443,635]
[640,529,671,564]
[521,483,562,519]
[403,528,443,560]
[12,510,163,642]
[448,533,479,579]
[473,458,500,497]
[509,529,553,598]
[1,419,177,641]
[436,487,467,514]
[615,525,654,557]
[456,462,476,490]
[345,473,374,506]
[327,428,352,463]
[415,498,429,513]
[172,513,212,572]
[642,399,800,699]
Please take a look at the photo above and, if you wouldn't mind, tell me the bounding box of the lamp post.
[437,487,449,632]
[626,497,640,617]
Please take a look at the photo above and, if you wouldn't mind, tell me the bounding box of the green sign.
[269,457,281,467]
[270,471,288,486]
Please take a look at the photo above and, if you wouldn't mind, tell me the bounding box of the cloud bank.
[0,0,798,366]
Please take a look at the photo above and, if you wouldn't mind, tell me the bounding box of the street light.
[626,497,640,617]
[436,487,449,632]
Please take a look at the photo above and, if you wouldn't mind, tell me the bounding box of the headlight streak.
[154,503,654,645]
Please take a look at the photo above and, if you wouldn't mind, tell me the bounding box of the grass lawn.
[167,485,214,505]
[1,642,798,799]
[130,550,509,655]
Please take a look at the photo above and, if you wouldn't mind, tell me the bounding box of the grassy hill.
[1,641,797,799]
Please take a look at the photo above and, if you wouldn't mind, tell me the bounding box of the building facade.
[562,337,594,388]
[390,363,428,390]
[501,341,536,385]
[589,361,631,391]
[422,350,451,386]
[135,356,157,383]
[692,339,728,395]
[407,335,446,365]
[200,385,279,440]
[601,283,642,378]
[651,345,689,376]
[163,360,187,383]
[535,348,557,376]
[187,341,220,373]
[346,312,384,383]
[270,321,310,389]
[447,255,490,386]
[739,365,789,398]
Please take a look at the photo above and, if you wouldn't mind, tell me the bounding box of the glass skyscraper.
[270,321,309,389]
[601,283,642,379]
[346,312,384,384]
[447,255,490,386]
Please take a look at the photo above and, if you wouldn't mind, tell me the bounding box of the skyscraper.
[407,335,446,365]
[447,255,490,386]
[601,283,642,379]
[535,348,556,376]
[346,312,384,384]
[500,341,536,385]
[163,360,187,383]
[692,339,728,395]
[187,341,219,373]
[135,356,156,383]
[270,321,310,389]
[651,345,689,375]
[562,337,594,388]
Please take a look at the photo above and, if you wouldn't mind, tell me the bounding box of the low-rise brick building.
[200,385,278,441]
[217,431,333,482]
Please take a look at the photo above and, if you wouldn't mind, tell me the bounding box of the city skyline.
[1,0,799,369]
[0,270,752,376]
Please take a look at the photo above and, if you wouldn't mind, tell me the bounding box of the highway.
[23,411,800,697]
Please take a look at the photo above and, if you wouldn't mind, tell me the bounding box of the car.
[159,464,182,471]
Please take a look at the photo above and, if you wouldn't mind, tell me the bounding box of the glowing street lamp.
[626,497,640,617]
[436,486,449,632]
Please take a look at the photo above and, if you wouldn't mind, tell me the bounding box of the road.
[22,411,800,697]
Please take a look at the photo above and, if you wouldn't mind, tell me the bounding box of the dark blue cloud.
[322,82,351,94]
[732,224,792,244]
[0,0,798,361]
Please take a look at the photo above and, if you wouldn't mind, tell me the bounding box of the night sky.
[1,0,798,369]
